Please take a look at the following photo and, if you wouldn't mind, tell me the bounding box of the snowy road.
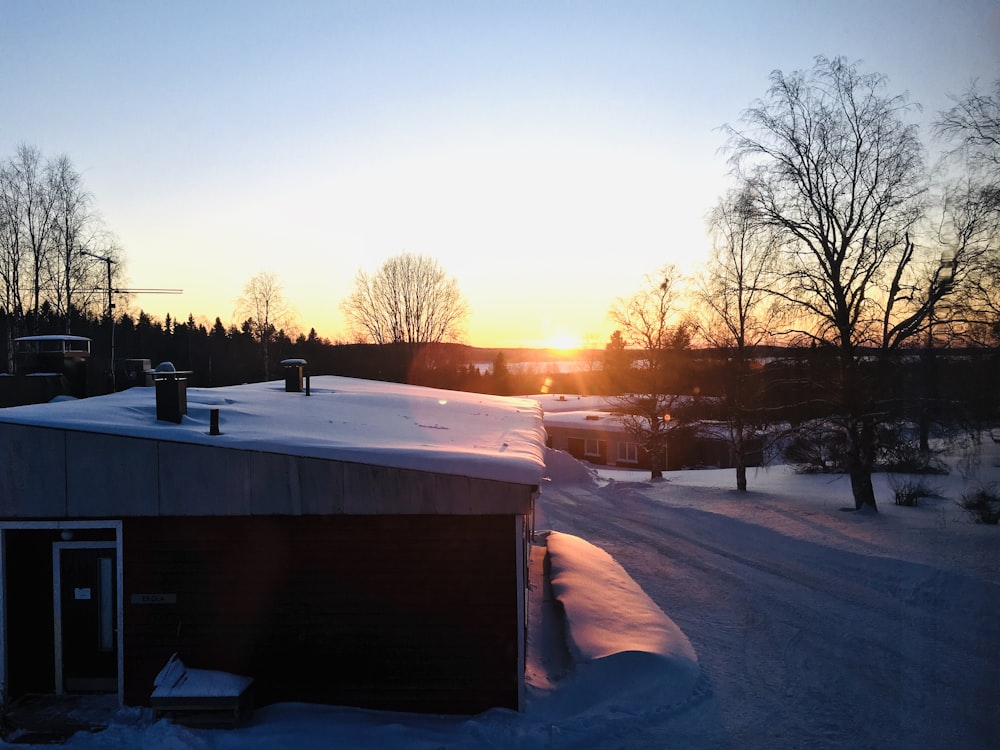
[535,474,1000,750]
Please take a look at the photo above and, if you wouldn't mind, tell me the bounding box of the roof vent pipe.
[149,362,192,423]
[281,358,307,393]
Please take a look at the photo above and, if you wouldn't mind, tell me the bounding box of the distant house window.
[584,438,601,457]
[617,441,638,464]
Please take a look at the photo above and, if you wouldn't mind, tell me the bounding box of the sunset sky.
[2,1,997,349]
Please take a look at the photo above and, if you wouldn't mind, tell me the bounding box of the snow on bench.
[150,653,254,727]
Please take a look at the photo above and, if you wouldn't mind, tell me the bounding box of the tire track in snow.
[537,479,1000,749]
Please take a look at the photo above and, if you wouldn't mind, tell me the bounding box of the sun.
[545,333,584,352]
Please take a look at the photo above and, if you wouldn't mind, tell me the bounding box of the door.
[54,543,118,693]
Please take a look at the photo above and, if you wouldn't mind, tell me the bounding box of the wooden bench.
[150,654,254,728]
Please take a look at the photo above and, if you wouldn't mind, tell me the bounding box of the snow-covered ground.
[4,440,999,749]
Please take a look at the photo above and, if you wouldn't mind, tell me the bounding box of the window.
[99,556,114,652]
[617,441,638,464]
[584,438,601,457]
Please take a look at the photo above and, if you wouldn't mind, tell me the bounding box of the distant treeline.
[2,308,998,435]
[0,307,600,396]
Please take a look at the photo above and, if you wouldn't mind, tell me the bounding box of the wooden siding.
[122,515,521,713]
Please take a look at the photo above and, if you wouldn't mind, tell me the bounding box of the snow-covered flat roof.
[15,334,92,342]
[542,410,629,433]
[0,376,546,487]
[523,393,614,414]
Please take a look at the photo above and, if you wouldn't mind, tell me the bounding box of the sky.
[1,1,998,349]
[4,436,998,748]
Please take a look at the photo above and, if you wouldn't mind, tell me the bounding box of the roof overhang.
[0,376,545,518]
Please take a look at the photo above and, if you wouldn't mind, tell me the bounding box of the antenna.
[79,249,184,390]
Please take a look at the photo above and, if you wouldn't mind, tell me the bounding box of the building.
[0,335,92,406]
[0,375,545,715]
[533,393,762,472]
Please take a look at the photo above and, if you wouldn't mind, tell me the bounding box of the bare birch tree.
[47,154,102,333]
[234,271,296,381]
[340,253,469,377]
[695,185,778,491]
[607,265,690,479]
[933,78,1000,346]
[724,56,947,511]
[935,77,1000,190]
[2,145,59,333]
[0,160,27,372]
[0,146,120,371]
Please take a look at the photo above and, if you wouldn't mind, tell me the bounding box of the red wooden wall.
[122,514,521,713]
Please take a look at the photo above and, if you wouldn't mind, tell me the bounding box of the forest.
[3,303,996,441]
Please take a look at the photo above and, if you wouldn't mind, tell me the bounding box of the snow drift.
[538,531,700,717]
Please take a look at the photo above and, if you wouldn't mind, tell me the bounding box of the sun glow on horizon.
[544,333,585,352]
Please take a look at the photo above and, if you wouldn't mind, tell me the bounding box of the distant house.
[0,335,92,406]
[534,394,761,472]
[0,376,545,715]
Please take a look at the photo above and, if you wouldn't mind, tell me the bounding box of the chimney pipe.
[281,358,307,393]
[150,362,192,423]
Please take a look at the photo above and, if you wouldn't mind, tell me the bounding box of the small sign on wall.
[74,588,91,600]
[130,593,177,604]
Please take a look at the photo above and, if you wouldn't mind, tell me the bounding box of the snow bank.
[541,531,700,716]
[542,447,599,485]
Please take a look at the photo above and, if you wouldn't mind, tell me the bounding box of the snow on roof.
[541,409,629,432]
[14,334,92,342]
[523,393,614,413]
[0,375,546,486]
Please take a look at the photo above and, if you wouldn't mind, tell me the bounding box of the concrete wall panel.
[0,424,66,517]
[157,443,252,515]
[66,432,158,517]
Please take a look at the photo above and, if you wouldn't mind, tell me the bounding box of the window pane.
[99,557,113,652]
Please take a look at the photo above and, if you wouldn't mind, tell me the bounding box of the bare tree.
[935,78,1000,190]
[0,146,122,374]
[0,159,28,372]
[607,265,690,479]
[234,271,296,381]
[929,180,1000,345]
[47,154,105,334]
[933,78,1000,346]
[340,252,469,378]
[7,145,58,332]
[695,185,778,491]
[724,56,950,511]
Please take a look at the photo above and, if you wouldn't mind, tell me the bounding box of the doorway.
[52,542,118,694]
